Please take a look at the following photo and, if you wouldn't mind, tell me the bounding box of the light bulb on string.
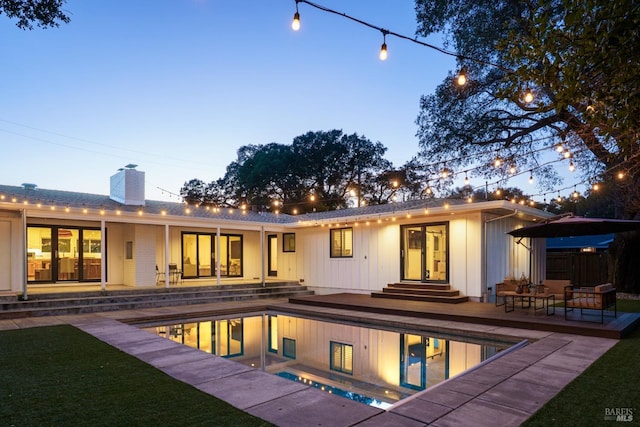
[378,30,388,61]
[556,143,564,153]
[523,88,534,104]
[569,161,575,172]
[557,193,562,203]
[464,174,469,186]
[494,156,502,168]
[509,164,516,174]
[617,171,625,179]
[573,188,579,199]
[593,182,600,191]
[291,1,301,31]
[528,172,534,184]
[563,149,571,159]
[455,67,467,86]
[441,166,449,179]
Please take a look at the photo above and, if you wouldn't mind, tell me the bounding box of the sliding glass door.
[400,222,449,282]
[181,232,243,278]
[27,225,102,283]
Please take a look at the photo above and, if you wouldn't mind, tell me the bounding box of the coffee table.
[503,291,555,315]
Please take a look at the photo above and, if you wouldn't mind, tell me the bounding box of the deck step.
[372,282,468,304]
[0,282,313,319]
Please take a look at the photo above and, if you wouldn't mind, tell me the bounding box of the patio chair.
[155,265,165,285]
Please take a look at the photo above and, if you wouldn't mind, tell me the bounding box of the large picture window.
[330,228,353,258]
[182,232,243,278]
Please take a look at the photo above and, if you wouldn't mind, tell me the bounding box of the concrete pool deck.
[0,298,620,426]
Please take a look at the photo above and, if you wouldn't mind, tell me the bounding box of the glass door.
[401,223,449,282]
[400,334,427,390]
[402,226,423,281]
[267,235,277,277]
[27,226,52,282]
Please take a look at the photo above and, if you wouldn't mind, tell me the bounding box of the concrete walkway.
[0,300,618,426]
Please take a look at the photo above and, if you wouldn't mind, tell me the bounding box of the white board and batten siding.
[298,213,488,298]
[484,214,546,289]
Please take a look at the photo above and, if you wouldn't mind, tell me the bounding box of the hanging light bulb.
[593,182,600,191]
[509,164,516,174]
[528,172,534,184]
[441,167,449,179]
[379,31,388,61]
[569,161,575,172]
[557,193,562,202]
[556,143,564,153]
[523,88,534,104]
[291,2,301,31]
[618,171,625,179]
[425,185,432,195]
[495,188,502,196]
[464,174,469,185]
[573,188,579,199]
[564,149,571,159]
[455,68,467,86]
[494,156,502,168]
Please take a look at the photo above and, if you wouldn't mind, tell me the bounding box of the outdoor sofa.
[564,283,617,323]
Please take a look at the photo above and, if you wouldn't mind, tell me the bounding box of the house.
[0,167,552,301]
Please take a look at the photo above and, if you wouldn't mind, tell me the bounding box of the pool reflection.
[141,313,511,408]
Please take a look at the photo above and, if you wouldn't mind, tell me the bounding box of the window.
[283,337,296,359]
[330,341,353,375]
[283,233,296,252]
[330,228,353,258]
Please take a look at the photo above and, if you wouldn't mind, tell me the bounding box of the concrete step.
[0,282,313,318]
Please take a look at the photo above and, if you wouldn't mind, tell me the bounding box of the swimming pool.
[139,312,516,408]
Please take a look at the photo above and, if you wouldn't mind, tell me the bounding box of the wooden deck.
[288,293,640,339]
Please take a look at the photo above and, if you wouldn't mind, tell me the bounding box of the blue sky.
[1,0,457,201]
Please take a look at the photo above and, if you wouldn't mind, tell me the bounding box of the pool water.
[140,312,515,408]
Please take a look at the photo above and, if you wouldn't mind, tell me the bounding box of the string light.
[509,164,516,174]
[556,143,564,153]
[464,174,469,185]
[523,88,534,104]
[455,68,467,86]
[291,1,301,31]
[528,172,534,184]
[379,30,388,61]
[494,156,502,168]
[292,0,511,73]
[569,161,575,172]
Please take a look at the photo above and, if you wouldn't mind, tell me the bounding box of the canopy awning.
[508,214,640,238]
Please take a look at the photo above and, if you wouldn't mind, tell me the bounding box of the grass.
[2,300,639,426]
[0,325,272,427]
[523,298,640,426]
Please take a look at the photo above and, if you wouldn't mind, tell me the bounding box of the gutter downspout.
[483,210,519,303]
[21,209,28,301]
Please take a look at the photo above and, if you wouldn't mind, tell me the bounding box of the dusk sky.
[2,0,459,201]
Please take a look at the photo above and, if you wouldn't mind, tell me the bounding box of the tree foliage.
[414,0,640,219]
[415,0,640,292]
[180,130,402,214]
[1,0,70,29]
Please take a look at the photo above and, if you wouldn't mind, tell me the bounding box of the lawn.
[523,298,640,426]
[1,300,639,426]
[0,325,272,427]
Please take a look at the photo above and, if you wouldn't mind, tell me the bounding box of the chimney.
[110,164,145,206]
